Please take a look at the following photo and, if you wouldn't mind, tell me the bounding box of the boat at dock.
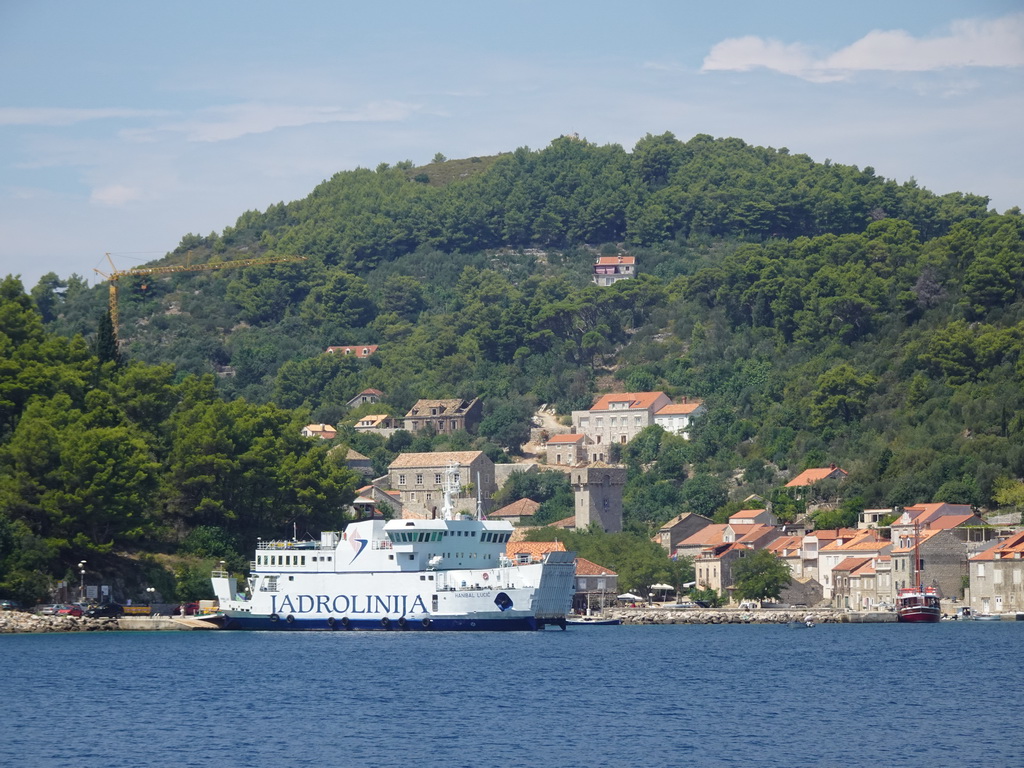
[200,465,575,631]
[565,616,622,626]
[896,523,940,623]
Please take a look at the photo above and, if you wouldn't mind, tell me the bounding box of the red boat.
[896,522,941,623]
[896,585,941,622]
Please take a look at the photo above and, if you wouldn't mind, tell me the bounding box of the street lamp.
[78,561,87,601]
[146,586,155,607]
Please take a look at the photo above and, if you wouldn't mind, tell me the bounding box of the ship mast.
[440,462,459,521]
[912,521,922,590]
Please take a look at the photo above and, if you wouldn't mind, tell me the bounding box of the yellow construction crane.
[94,252,307,345]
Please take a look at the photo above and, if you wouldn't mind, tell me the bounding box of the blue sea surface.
[3,622,1021,768]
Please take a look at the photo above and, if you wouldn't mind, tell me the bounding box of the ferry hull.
[203,612,563,631]
[896,607,941,623]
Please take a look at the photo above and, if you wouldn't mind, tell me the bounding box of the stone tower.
[571,463,626,533]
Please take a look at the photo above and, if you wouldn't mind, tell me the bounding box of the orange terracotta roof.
[785,466,848,487]
[655,402,703,415]
[833,557,872,573]
[766,536,804,555]
[575,557,617,577]
[490,498,541,519]
[594,256,636,266]
[890,528,944,553]
[549,516,576,529]
[677,524,728,548]
[506,541,567,559]
[589,391,666,412]
[970,530,1024,561]
[546,433,586,444]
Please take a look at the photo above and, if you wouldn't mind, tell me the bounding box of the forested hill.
[4,132,1024,600]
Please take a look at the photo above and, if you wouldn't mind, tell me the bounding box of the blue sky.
[1,1,1022,288]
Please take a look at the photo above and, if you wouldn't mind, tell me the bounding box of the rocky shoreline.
[606,607,867,624]
[0,610,121,634]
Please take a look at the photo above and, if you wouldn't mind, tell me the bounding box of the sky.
[1,1,1022,288]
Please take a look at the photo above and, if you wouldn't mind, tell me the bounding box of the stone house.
[692,524,781,596]
[890,528,970,601]
[545,433,591,467]
[403,398,482,435]
[344,448,375,478]
[656,512,714,554]
[346,388,383,407]
[968,530,1024,615]
[489,498,540,525]
[353,414,399,431]
[387,451,496,519]
[571,392,671,462]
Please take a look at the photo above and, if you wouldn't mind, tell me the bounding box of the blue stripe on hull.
[218,615,551,631]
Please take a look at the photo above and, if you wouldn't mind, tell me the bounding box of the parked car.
[0,599,22,611]
[84,603,123,618]
[55,604,83,617]
[33,604,60,615]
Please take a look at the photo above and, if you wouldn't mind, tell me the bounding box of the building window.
[398,474,406,486]
[435,473,443,484]
[977,563,986,578]
[416,474,423,485]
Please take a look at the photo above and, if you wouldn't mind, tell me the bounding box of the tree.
[731,549,792,602]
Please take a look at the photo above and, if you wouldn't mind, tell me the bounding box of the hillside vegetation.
[5,132,1024,602]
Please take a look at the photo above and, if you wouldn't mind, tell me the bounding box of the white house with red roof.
[969,530,1024,615]
[652,400,706,440]
[592,255,635,286]
[300,423,337,439]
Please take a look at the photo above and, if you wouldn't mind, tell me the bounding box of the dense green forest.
[4,132,1024,603]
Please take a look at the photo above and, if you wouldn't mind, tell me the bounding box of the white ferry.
[201,466,576,631]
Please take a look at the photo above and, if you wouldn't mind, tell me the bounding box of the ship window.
[471,531,476,537]
[327,557,331,562]
[428,575,434,580]
[301,556,306,565]
[420,575,426,580]
[288,575,294,581]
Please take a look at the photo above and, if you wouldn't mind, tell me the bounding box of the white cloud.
[0,107,167,127]
[702,12,1024,82]
[90,185,144,207]
[139,100,420,143]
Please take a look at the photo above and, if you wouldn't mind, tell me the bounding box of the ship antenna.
[476,470,485,520]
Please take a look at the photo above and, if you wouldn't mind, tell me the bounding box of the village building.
[818,530,891,601]
[784,464,849,493]
[325,344,378,358]
[968,531,1024,615]
[403,398,482,435]
[355,484,404,519]
[387,451,496,519]
[728,509,778,527]
[570,463,626,533]
[592,254,635,286]
[488,498,540,525]
[353,414,400,431]
[572,557,619,614]
[692,524,780,596]
[300,423,337,439]
[656,512,714,554]
[571,391,703,461]
[889,528,968,601]
[346,388,383,407]
[544,433,591,467]
[344,448,375,478]
[652,400,706,440]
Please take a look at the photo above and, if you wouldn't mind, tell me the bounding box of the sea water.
[3,621,1021,768]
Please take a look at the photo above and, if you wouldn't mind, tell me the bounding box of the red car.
[55,604,83,617]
